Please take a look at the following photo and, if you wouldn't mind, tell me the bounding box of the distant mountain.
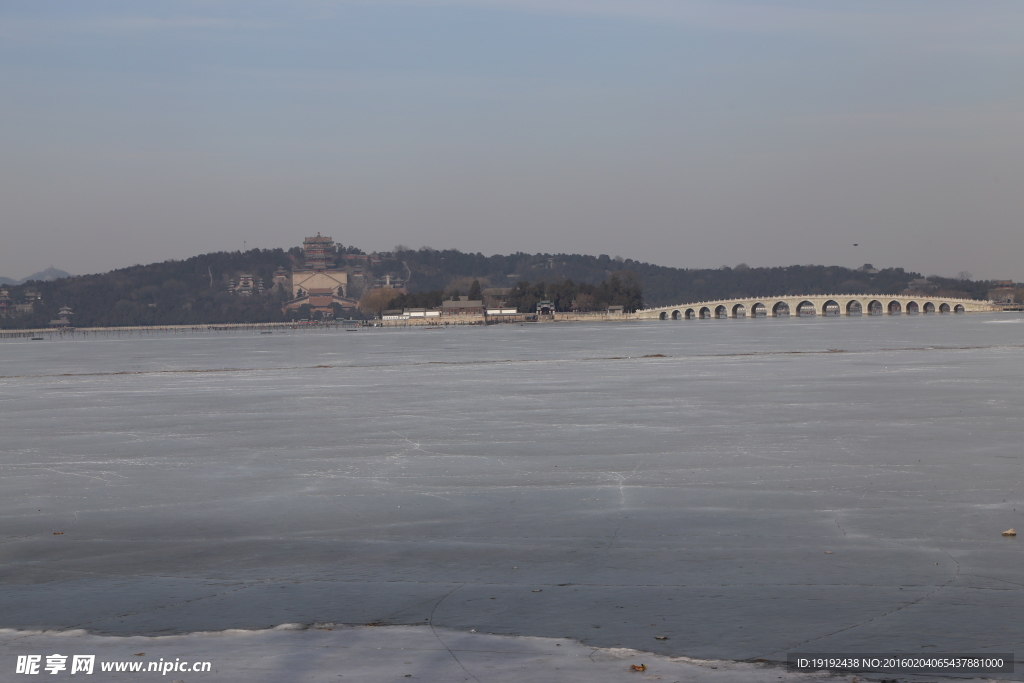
[20,267,73,283]
[0,267,73,286]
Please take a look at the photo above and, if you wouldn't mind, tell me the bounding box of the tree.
[359,287,397,318]
[468,279,482,300]
[546,279,578,311]
[389,290,444,310]
[593,271,643,312]
[572,292,595,311]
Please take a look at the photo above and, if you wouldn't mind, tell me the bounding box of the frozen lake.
[1,315,1023,676]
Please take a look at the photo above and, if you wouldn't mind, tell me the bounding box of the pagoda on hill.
[282,234,359,318]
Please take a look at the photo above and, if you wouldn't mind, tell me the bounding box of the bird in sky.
[853,243,859,246]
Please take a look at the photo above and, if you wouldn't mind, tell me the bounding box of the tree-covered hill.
[385,248,988,304]
[0,242,1000,329]
[1,249,300,329]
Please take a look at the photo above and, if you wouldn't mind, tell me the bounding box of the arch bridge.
[637,295,995,321]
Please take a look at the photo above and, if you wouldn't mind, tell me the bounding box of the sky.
[2,0,1022,281]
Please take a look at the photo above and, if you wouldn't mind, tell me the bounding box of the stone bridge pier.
[637,295,994,321]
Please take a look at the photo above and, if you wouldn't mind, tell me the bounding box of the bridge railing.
[641,294,992,312]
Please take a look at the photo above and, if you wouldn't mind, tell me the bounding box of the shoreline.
[1,305,1016,338]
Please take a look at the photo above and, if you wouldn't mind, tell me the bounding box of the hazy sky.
[2,0,1022,280]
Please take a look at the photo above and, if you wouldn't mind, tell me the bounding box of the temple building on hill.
[272,267,289,290]
[291,234,348,299]
[283,234,359,318]
[49,305,73,328]
[229,273,264,296]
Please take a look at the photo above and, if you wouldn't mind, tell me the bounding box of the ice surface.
[1,315,1023,678]
[0,625,869,683]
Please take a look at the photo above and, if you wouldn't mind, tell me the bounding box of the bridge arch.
[642,295,990,321]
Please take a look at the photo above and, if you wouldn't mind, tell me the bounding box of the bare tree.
[571,293,596,311]
[359,287,397,318]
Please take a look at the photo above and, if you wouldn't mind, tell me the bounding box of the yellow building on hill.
[283,234,359,317]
